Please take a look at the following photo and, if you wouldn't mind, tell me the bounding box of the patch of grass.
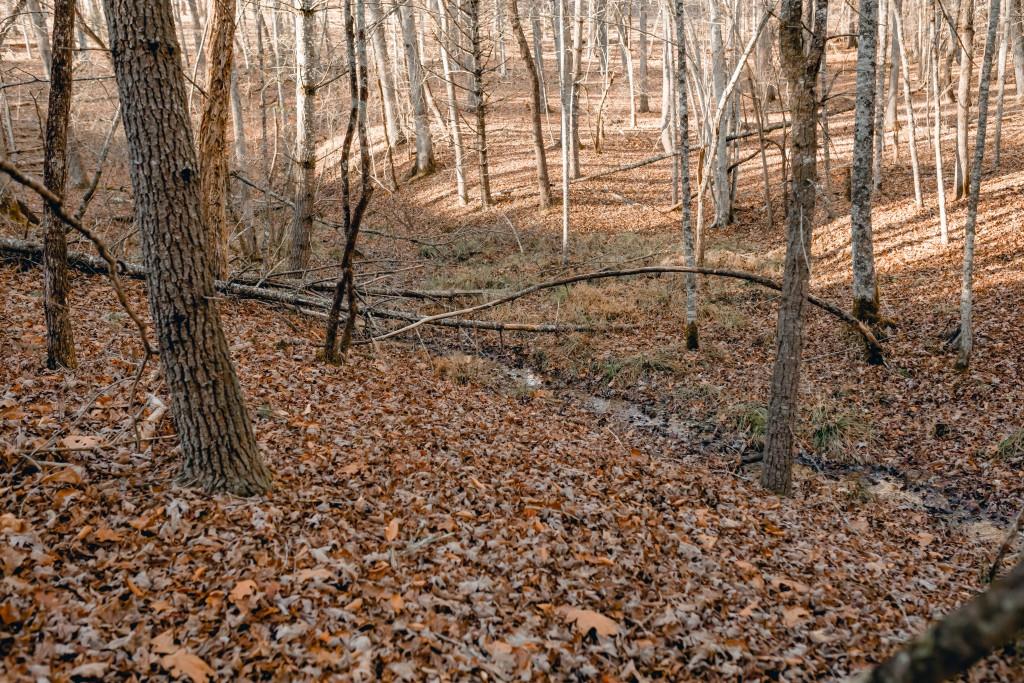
[595,351,680,386]
[725,402,768,451]
[431,353,496,386]
[700,301,750,332]
[995,428,1024,460]
[561,283,643,325]
[809,403,873,464]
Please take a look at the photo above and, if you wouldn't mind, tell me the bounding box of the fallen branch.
[364,264,885,362]
[0,237,604,336]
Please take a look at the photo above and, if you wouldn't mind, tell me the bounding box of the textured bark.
[761,0,827,496]
[872,0,890,192]
[1011,0,1024,101]
[230,65,257,260]
[366,0,405,147]
[510,0,551,208]
[468,0,492,207]
[557,0,571,264]
[198,0,235,278]
[530,4,549,111]
[861,546,1024,682]
[289,0,318,271]
[851,0,882,323]
[400,0,436,177]
[42,0,77,370]
[957,0,1000,369]
[675,0,697,349]
[893,4,923,207]
[103,0,271,496]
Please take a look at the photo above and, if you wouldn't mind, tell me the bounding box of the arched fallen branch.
[364,265,885,363]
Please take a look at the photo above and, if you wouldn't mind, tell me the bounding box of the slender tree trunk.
[893,4,924,207]
[530,4,550,112]
[872,0,890,192]
[367,0,405,147]
[289,0,318,271]
[198,0,235,278]
[993,0,1009,168]
[230,65,258,259]
[558,0,571,264]
[638,0,650,112]
[957,0,1000,369]
[954,0,975,200]
[618,9,636,128]
[400,0,436,176]
[1011,0,1024,101]
[851,0,882,323]
[103,0,272,496]
[467,0,493,207]
[761,0,827,496]
[42,0,77,370]
[676,0,697,349]
[931,2,949,245]
[709,0,731,227]
[511,0,552,208]
[437,0,468,205]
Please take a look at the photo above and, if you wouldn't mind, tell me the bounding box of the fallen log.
[0,236,603,335]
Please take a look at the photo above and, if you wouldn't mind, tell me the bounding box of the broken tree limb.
[0,236,881,357]
[0,236,604,335]
[364,264,885,362]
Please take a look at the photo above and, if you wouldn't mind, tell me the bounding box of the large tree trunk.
[957,0,1000,369]
[761,0,827,496]
[102,0,272,496]
[510,0,552,208]
[400,0,436,177]
[42,0,77,370]
[198,0,235,279]
[289,0,318,271]
[851,0,882,323]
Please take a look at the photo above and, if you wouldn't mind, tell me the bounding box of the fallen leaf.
[385,518,400,542]
[160,650,215,683]
[151,629,176,655]
[60,434,104,450]
[229,579,257,604]
[560,607,620,637]
[40,465,83,486]
[782,606,809,627]
[68,662,108,678]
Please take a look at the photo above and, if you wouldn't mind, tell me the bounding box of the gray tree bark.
[675,0,697,349]
[400,0,436,176]
[761,0,827,496]
[367,0,406,147]
[289,0,318,271]
[511,0,552,208]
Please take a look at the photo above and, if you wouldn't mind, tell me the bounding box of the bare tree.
[510,0,552,208]
[761,0,827,496]
[957,0,1000,369]
[467,0,493,207]
[103,0,272,495]
[367,0,406,147]
[400,0,436,177]
[437,0,469,204]
[953,0,975,200]
[676,0,697,349]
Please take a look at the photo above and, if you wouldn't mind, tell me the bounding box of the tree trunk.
[993,0,1009,168]
[931,2,949,244]
[861,516,1024,682]
[761,0,827,496]
[102,0,272,496]
[198,0,235,279]
[638,0,650,112]
[872,0,890,192]
[558,0,571,264]
[42,0,77,370]
[511,0,552,208]
[954,0,975,200]
[709,0,731,227]
[289,0,318,271]
[468,0,493,207]
[230,64,258,259]
[367,0,405,147]
[530,4,550,112]
[893,4,923,207]
[437,0,468,205]
[851,0,882,323]
[957,0,1000,369]
[400,0,436,177]
[675,0,697,350]
[1011,0,1024,101]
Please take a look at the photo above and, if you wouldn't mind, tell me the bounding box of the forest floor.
[3,38,1024,681]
